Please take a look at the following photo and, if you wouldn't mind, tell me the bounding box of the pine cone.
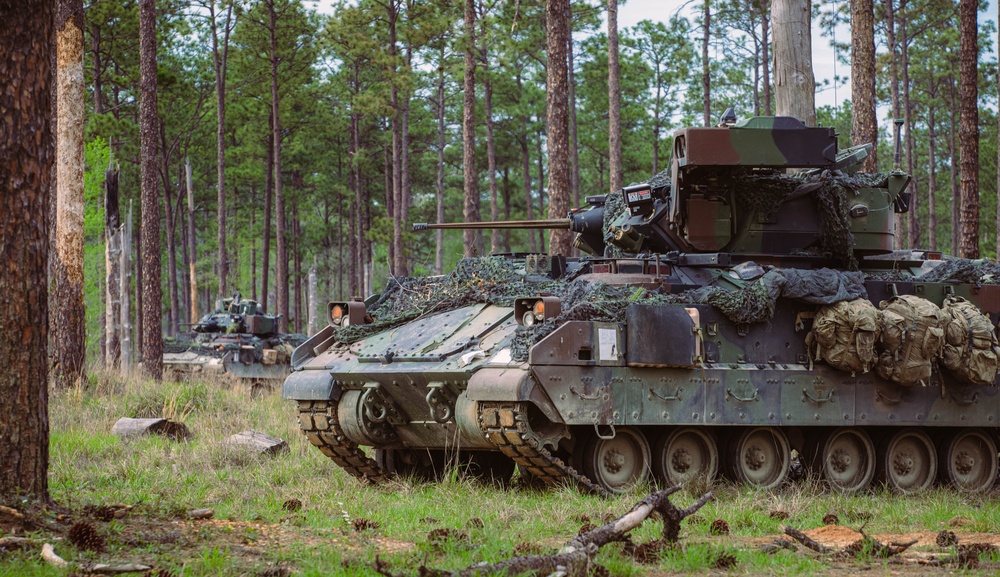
[68,521,106,552]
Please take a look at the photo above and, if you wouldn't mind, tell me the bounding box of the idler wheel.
[728,427,790,489]
[580,427,651,494]
[653,428,718,487]
[819,428,876,493]
[939,428,997,493]
[878,428,937,493]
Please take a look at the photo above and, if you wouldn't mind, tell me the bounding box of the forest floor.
[0,370,998,576]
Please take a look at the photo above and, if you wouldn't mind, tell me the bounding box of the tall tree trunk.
[293,200,302,333]
[886,0,904,248]
[159,124,180,336]
[537,132,548,253]
[480,9,499,253]
[262,120,273,311]
[958,0,978,258]
[927,105,937,251]
[210,2,233,297]
[771,0,815,126]
[502,166,512,251]
[702,0,711,125]
[105,164,121,368]
[607,0,621,193]
[53,0,86,388]
[996,23,999,258]
[518,69,536,253]
[139,0,162,379]
[388,2,402,275]
[0,0,51,497]
[901,14,918,248]
[759,0,771,115]
[949,78,959,255]
[268,0,288,331]
[250,185,257,302]
[850,0,877,171]
[435,50,446,274]
[462,0,481,257]
[546,0,572,255]
[567,14,580,209]
[399,46,412,273]
[186,157,198,322]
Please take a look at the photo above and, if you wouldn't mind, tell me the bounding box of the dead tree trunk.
[105,163,121,369]
[53,0,86,388]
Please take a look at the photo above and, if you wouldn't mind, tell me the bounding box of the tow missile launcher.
[284,114,1000,495]
[165,292,307,389]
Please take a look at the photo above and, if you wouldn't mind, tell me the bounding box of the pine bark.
[480,11,499,253]
[105,165,121,368]
[186,158,198,322]
[210,1,233,298]
[850,0,877,171]
[159,124,180,336]
[702,0,711,126]
[435,51,446,274]
[268,0,289,331]
[0,0,52,498]
[958,0,978,258]
[567,16,580,209]
[885,0,904,248]
[758,0,771,115]
[546,0,573,256]
[607,0,622,193]
[262,116,273,311]
[462,0,481,257]
[927,105,937,250]
[518,70,536,253]
[139,0,163,380]
[771,0,815,126]
[901,15,918,248]
[53,0,86,388]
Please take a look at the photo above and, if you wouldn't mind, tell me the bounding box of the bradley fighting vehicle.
[165,292,307,388]
[283,113,1000,495]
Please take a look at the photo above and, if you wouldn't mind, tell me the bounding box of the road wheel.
[653,427,718,487]
[729,427,790,489]
[580,427,651,494]
[878,428,937,493]
[819,428,875,493]
[939,428,997,493]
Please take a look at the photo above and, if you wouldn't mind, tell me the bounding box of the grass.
[0,367,997,575]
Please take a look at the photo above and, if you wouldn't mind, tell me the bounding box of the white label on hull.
[598,328,618,361]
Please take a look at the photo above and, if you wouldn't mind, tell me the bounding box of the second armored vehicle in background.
[165,293,306,390]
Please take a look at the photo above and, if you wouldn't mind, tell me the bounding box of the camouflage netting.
[689,268,867,325]
[336,256,867,362]
[918,259,1000,285]
[735,170,890,270]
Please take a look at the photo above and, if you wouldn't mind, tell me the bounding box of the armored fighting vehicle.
[284,114,1000,495]
[165,292,306,388]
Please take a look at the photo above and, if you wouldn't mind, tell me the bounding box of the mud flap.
[281,369,341,401]
[465,367,563,424]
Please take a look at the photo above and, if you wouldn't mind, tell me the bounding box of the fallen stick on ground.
[40,541,152,574]
[782,526,832,554]
[373,487,713,577]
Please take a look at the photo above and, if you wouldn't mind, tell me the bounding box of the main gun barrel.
[414,219,572,231]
